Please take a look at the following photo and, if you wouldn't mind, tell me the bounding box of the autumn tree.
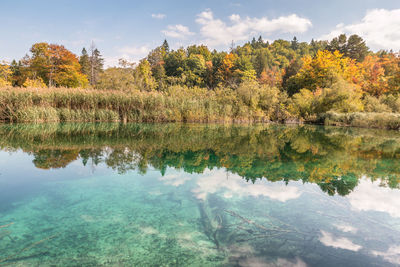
[134,59,156,91]
[287,50,361,92]
[25,42,88,87]
[217,53,238,86]
[359,55,388,96]
[0,61,12,86]
[259,67,283,88]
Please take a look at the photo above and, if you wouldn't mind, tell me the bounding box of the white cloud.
[347,178,400,218]
[162,24,194,39]
[119,45,150,56]
[152,13,166,19]
[195,9,312,47]
[319,231,362,251]
[104,45,150,67]
[320,9,400,51]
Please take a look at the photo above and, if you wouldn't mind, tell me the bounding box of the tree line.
[0,34,400,121]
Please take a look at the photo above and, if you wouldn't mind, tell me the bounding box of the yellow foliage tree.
[0,61,12,87]
[23,77,47,88]
[291,50,361,92]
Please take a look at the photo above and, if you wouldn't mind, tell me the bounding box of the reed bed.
[0,87,270,123]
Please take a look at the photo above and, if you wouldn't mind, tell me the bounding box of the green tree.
[79,48,91,78]
[291,36,299,50]
[346,34,369,62]
[162,39,170,54]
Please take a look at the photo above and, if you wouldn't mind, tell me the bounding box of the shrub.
[381,94,400,113]
[363,95,391,112]
[291,79,363,120]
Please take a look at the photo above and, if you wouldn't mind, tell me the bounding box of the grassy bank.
[319,111,400,130]
[1,87,400,130]
[0,86,291,123]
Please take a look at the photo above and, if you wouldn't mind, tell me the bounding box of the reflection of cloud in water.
[319,231,362,251]
[347,179,400,218]
[238,257,307,267]
[333,223,358,234]
[372,245,400,265]
[191,170,301,202]
[159,174,191,186]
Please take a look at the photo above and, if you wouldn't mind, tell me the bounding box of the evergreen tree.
[291,36,299,50]
[346,34,369,62]
[162,39,170,54]
[328,34,347,55]
[79,48,90,77]
[257,36,264,46]
[251,37,257,48]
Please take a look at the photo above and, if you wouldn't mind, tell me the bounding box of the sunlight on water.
[0,123,400,266]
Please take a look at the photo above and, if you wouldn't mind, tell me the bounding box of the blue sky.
[1,0,399,66]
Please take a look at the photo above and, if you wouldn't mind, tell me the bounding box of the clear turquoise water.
[0,123,400,266]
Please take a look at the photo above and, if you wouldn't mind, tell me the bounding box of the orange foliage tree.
[26,42,88,88]
[217,53,238,85]
[259,67,284,87]
[359,53,400,96]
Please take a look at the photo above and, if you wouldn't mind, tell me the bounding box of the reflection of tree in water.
[1,123,400,196]
[32,150,79,169]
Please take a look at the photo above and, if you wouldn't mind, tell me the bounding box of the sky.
[1,0,400,66]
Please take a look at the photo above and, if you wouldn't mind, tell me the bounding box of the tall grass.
[0,87,275,123]
[2,87,400,129]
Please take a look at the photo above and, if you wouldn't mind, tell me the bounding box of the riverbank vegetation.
[0,35,399,128]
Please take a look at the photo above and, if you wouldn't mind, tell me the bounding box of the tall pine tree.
[162,39,170,54]
[79,48,90,79]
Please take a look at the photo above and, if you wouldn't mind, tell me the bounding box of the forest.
[0,35,400,128]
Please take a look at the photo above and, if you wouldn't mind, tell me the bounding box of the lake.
[0,123,400,266]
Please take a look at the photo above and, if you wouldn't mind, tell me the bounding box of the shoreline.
[0,87,399,131]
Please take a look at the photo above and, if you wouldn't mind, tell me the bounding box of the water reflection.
[0,123,399,196]
[1,124,400,266]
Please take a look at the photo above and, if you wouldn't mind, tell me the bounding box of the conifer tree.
[162,39,169,54]
[79,48,90,78]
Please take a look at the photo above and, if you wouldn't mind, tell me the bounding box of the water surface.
[0,123,400,266]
